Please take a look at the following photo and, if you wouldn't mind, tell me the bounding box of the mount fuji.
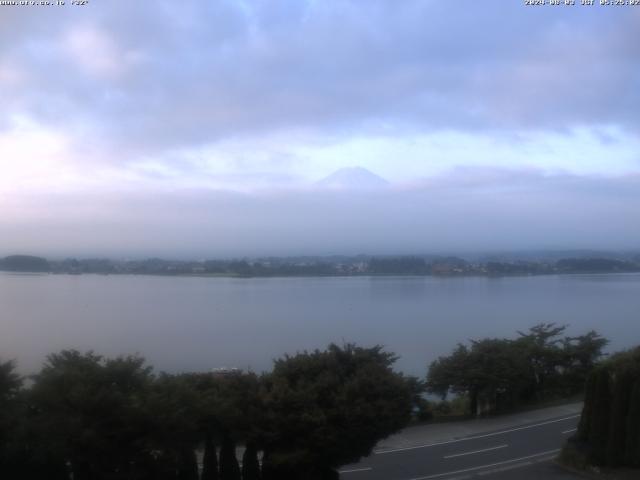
[315,167,390,190]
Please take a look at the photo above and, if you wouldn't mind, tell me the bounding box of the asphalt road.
[339,414,581,480]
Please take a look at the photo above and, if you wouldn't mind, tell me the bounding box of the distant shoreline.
[3,270,640,280]
[2,253,639,279]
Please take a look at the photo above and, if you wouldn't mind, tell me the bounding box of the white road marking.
[339,467,373,474]
[375,415,579,454]
[535,455,558,463]
[408,449,560,480]
[562,428,577,434]
[476,461,533,476]
[437,476,473,480]
[443,444,508,459]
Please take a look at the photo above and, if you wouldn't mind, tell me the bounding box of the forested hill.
[0,255,50,272]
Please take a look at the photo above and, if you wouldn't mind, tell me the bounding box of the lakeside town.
[2,252,640,277]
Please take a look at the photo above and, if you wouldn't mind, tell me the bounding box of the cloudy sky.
[1,0,639,257]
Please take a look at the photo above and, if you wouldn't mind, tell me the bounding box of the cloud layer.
[2,2,639,155]
[1,1,639,255]
[2,168,639,258]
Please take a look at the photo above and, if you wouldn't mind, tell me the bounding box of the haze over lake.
[2,272,639,376]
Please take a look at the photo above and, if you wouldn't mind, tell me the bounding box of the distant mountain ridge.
[315,167,389,190]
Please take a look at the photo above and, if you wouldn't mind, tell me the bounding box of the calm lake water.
[1,272,639,376]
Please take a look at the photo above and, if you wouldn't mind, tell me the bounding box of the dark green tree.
[178,447,199,480]
[564,345,640,469]
[577,372,596,442]
[427,344,472,401]
[28,351,155,479]
[427,339,529,416]
[197,371,262,480]
[0,255,50,272]
[260,343,413,479]
[242,443,261,480]
[0,359,21,399]
[0,360,26,477]
[261,449,277,480]
[183,372,222,480]
[219,432,241,480]
[0,360,22,445]
[185,370,262,480]
[429,325,608,417]
[368,257,427,275]
[624,380,640,467]
[587,367,612,465]
[606,369,634,466]
[144,373,203,478]
[516,323,567,401]
[201,432,219,480]
[561,331,608,395]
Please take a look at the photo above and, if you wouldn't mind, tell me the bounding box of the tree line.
[0,344,417,480]
[563,346,640,469]
[426,324,608,416]
[0,325,624,478]
[3,254,640,277]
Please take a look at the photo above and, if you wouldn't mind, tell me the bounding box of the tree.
[0,360,25,477]
[606,368,634,466]
[368,257,427,275]
[561,331,608,395]
[624,380,640,467]
[577,372,596,442]
[201,432,219,480]
[219,432,241,480]
[427,344,470,400]
[182,372,222,480]
[564,346,640,469]
[427,339,529,416]
[0,255,50,272]
[0,360,21,400]
[242,443,261,480]
[260,344,413,479]
[29,350,154,479]
[178,447,199,480]
[144,373,204,478]
[516,323,567,401]
[190,370,262,480]
[428,325,609,417]
[587,367,612,465]
[261,449,277,480]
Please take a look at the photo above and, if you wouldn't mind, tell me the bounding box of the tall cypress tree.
[202,433,219,480]
[624,380,640,467]
[577,372,596,441]
[219,433,241,480]
[588,367,612,465]
[260,449,275,480]
[606,370,634,466]
[177,448,199,480]
[241,443,261,480]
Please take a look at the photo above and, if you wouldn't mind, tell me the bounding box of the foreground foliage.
[427,324,608,416]
[563,346,640,469]
[0,344,415,480]
[260,345,413,479]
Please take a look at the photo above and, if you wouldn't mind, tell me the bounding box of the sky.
[1,0,639,257]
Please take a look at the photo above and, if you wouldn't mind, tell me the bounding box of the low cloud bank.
[2,169,639,258]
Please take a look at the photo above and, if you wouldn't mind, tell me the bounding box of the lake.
[1,272,639,376]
